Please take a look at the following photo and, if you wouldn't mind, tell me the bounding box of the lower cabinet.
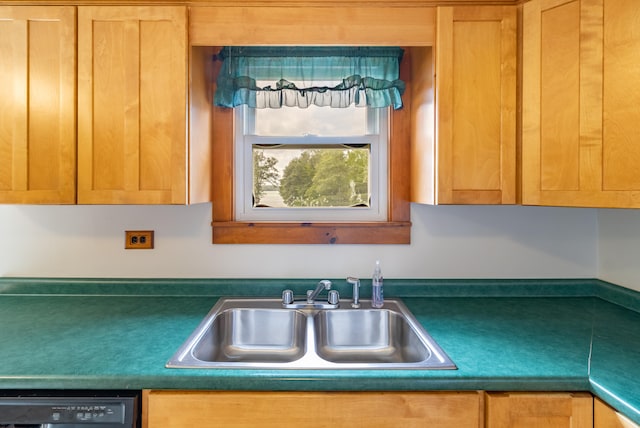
[486,392,593,428]
[594,398,640,428]
[143,390,483,428]
[145,390,636,428]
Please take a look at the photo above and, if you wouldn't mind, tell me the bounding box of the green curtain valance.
[213,46,405,109]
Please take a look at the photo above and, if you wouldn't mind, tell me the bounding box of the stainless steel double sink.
[167,297,456,370]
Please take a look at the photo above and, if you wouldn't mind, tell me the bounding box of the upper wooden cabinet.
[522,0,640,208]
[0,5,209,205]
[77,6,198,204]
[412,6,517,205]
[0,6,76,204]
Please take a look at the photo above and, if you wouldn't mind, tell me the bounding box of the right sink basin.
[313,309,431,364]
[167,297,456,370]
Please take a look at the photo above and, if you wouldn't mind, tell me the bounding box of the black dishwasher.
[0,391,139,428]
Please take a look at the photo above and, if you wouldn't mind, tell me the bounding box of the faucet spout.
[347,276,360,308]
[307,280,332,303]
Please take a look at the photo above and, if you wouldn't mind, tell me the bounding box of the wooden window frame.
[210,50,412,244]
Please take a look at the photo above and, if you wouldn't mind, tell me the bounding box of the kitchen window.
[234,101,388,222]
[210,47,412,244]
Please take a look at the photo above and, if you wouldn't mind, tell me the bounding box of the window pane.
[253,145,370,208]
[253,105,368,137]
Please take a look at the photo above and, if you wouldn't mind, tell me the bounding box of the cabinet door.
[523,0,640,208]
[77,6,187,204]
[143,390,483,428]
[486,392,593,428]
[0,6,76,204]
[594,398,640,428]
[434,6,516,204]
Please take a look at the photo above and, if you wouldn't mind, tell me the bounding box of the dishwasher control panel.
[48,402,124,423]
[0,394,137,427]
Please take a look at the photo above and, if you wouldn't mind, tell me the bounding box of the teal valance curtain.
[213,46,405,109]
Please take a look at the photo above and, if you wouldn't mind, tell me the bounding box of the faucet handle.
[328,290,340,305]
[282,289,294,305]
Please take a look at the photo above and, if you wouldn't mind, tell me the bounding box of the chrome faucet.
[281,280,339,309]
[307,280,332,303]
[347,276,360,308]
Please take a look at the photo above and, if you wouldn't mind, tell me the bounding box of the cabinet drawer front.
[144,390,482,428]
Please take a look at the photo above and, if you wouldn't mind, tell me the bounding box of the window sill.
[212,221,411,244]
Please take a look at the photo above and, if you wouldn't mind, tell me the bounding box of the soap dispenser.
[372,260,384,308]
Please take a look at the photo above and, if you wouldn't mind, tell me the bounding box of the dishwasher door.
[0,393,139,428]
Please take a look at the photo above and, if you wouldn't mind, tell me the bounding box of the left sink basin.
[167,299,307,368]
[192,308,307,363]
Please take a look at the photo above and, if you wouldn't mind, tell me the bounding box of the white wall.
[598,209,640,292]
[0,203,597,279]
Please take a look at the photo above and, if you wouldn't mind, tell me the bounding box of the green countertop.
[0,278,638,424]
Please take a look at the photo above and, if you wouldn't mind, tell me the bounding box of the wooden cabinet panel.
[0,6,75,204]
[602,0,640,193]
[431,6,517,204]
[189,6,436,47]
[523,0,640,207]
[77,6,188,204]
[486,392,593,428]
[594,398,640,428]
[538,0,581,192]
[143,390,483,428]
